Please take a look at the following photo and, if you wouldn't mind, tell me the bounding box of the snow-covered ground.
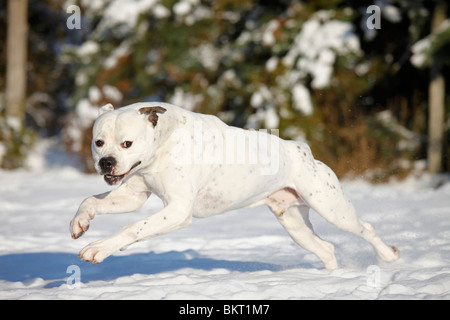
[1,139,450,299]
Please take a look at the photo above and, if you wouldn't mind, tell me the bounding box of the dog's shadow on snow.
[0,250,292,288]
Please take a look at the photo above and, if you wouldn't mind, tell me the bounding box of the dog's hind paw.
[392,246,400,259]
[380,245,400,262]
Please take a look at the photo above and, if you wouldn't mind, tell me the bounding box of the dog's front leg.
[70,182,150,239]
[78,202,193,263]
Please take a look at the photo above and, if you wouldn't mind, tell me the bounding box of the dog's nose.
[99,157,116,173]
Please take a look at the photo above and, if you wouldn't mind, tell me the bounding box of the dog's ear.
[139,106,167,127]
[99,103,115,115]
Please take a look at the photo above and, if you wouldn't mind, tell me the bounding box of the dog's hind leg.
[296,161,400,263]
[275,205,338,269]
[263,190,338,270]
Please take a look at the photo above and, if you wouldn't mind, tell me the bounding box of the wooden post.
[427,1,446,174]
[5,0,28,131]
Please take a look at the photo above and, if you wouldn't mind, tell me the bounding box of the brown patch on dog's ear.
[139,106,167,127]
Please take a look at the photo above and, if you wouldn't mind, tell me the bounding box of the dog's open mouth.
[104,161,141,185]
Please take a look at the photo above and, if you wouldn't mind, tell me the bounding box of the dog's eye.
[95,140,104,147]
[121,141,133,149]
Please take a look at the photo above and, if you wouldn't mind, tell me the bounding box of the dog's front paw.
[78,239,116,264]
[70,210,94,239]
[70,198,97,239]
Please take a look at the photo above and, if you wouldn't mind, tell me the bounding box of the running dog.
[70,102,400,268]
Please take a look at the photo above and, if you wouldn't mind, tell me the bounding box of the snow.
[79,0,106,13]
[265,56,279,73]
[190,43,222,72]
[262,20,280,47]
[173,0,192,16]
[172,0,212,26]
[169,88,203,112]
[98,0,157,33]
[88,87,102,104]
[5,117,22,132]
[377,0,402,23]
[76,40,100,60]
[102,85,123,103]
[103,40,131,70]
[152,4,170,19]
[283,16,361,89]
[74,99,99,128]
[292,84,313,116]
[410,37,431,68]
[374,110,421,151]
[250,86,272,109]
[1,140,450,299]
[274,14,362,122]
[410,19,450,68]
[248,86,279,129]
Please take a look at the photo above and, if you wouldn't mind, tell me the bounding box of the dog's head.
[91,103,166,185]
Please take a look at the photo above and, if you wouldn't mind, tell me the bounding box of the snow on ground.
[1,139,450,299]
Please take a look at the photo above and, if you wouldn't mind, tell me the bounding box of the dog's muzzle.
[99,157,142,186]
[99,157,116,174]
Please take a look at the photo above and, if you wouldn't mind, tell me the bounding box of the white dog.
[70,102,399,269]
